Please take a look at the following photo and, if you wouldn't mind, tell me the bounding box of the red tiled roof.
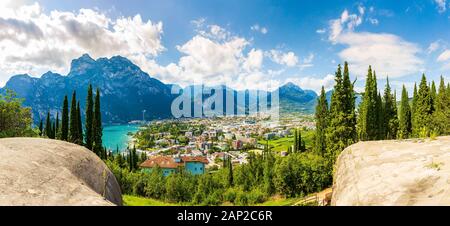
[182,156,209,164]
[140,156,182,169]
[140,155,209,169]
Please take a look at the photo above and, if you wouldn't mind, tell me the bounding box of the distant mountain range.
[0,54,352,123]
[1,54,174,124]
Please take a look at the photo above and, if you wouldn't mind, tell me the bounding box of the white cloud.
[327,7,423,78]
[437,49,450,69]
[191,18,206,28]
[0,4,301,91]
[0,2,165,85]
[286,74,335,93]
[267,50,298,67]
[368,18,379,25]
[434,0,447,13]
[427,40,442,53]
[303,53,314,64]
[176,35,248,79]
[260,27,268,34]
[437,49,450,62]
[316,28,326,34]
[298,53,315,69]
[337,32,423,78]
[243,48,264,71]
[250,24,268,34]
[146,23,281,90]
[328,9,364,43]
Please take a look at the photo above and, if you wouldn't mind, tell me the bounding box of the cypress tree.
[342,62,357,142]
[69,91,78,143]
[76,101,83,145]
[383,77,398,139]
[398,85,412,139]
[433,76,450,135]
[357,66,379,141]
[61,95,69,141]
[298,131,306,152]
[93,88,103,156]
[413,74,433,136]
[85,84,94,150]
[132,145,138,168]
[325,63,356,164]
[314,86,328,156]
[411,83,418,133]
[293,129,298,152]
[376,92,384,140]
[45,111,52,138]
[430,81,437,112]
[38,119,43,136]
[326,64,345,159]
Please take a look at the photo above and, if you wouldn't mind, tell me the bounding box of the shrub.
[223,187,237,203]
[234,190,248,206]
[247,187,267,204]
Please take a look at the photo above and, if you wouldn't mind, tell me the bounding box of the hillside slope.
[332,136,450,206]
[0,138,122,206]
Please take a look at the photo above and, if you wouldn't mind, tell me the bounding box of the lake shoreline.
[102,124,140,153]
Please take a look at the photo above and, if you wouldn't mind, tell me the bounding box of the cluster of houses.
[139,116,314,176]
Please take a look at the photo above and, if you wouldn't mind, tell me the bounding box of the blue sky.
[0,0,449,96]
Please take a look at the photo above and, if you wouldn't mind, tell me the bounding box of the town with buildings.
[136,114,315,175]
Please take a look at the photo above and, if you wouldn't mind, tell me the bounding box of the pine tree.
[376,92,384,140]
[411,83,418,134]
[298,131,306,152]
[326,63,356,164]
[92,88,103,156]
[61,95,69,141]
[76,101,83,145]
[398,85,412,139]
[314,86,328,156]
[69,91,78,143]
[45,111,52,138]
[293,129,298,152]
[413,74,433,136]
[357,66,379,141]
[85,84,94,150]
[38,119,43,136]
[383,77,398,139]
[342,62,357,142]
[326,64,345,161]
[430,80,437,112]
[432,76,450,135]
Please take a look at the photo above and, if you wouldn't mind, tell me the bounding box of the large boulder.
[0,138,122,206]
[332,136,450,206]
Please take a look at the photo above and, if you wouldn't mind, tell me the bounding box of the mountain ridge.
[1,54,323,123]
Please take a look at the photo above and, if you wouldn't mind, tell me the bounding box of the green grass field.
[257,196,304,206]
[258,129,315,152]
[123,195,177,206]
[123,194,303,206]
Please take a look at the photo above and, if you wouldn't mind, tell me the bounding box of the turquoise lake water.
[102,124,140,152]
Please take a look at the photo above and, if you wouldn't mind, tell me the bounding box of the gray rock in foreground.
[332,136,450,206]
[0,138,122,206]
